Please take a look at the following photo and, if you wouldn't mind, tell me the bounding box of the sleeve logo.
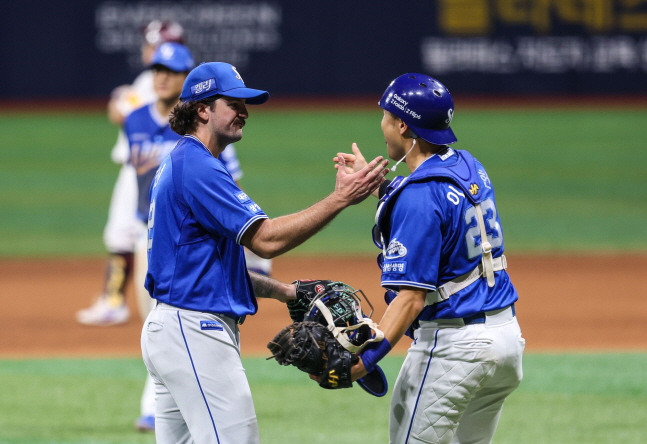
[385,238,407,259]
[382,262,407,274]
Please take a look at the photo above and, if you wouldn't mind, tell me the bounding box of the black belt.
[462,304,515,325]
[214,313,246,325]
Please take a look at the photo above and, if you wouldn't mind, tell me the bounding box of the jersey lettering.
[464,198,502,259]
[446,184,465,206]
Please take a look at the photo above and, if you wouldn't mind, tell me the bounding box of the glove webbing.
[312,299,385,353]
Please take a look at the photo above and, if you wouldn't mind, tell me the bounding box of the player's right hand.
[334,143,369,174]
[333,155,389,206]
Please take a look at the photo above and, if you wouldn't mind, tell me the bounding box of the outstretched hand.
[334,143,386,200]
[333,152,389,205]
[334,143,369,174]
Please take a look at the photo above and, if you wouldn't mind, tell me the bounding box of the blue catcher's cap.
[379,73,457,145]
[180,62,269,104]
[149,42,194,73]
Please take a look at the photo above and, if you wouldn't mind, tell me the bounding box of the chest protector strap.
[425,255,507,306]
[475,203,496,287]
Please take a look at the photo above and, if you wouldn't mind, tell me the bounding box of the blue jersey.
[145,135,268,317]
[124,103,243,223]
[124,104,181,222]
[374,147,518,320]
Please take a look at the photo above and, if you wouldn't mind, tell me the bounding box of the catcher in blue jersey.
[336,74,525,444]
[141,62,389,444]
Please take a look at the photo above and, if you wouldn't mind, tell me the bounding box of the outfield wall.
[3,0,647,100]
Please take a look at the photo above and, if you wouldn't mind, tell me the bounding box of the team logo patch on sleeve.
[385,238,407,259]
[200,320,223,331]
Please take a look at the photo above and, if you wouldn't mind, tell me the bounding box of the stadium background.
[1,1,646,443]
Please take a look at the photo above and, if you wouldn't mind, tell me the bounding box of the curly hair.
[169,97,219,135]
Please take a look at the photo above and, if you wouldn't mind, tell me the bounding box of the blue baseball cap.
[149,42,194,73]
[180,62,269,104]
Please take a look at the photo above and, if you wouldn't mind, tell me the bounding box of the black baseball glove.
[287,280,333,322]
[267,321,358,390]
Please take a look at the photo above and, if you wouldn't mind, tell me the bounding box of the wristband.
[360,338,392,373]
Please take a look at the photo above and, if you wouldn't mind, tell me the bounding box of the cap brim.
[411,125,457,145]
[223,87,269,105]
[150,62,189,73]
[356,365,388,397]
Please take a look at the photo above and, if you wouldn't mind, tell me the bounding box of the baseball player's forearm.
[377,287,426,347]
[352,287,426,381]
[242,194,346,258]
[249,271,296,303]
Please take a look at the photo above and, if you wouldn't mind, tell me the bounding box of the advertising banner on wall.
[3,0,647,99]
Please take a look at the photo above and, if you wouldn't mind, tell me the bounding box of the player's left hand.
[308,359,366,384]
[333,155,389,206]
[334,143,369,174]
[350,356,369,381]
[287,280,333,322]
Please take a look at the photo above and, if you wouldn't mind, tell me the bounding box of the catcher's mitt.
[267,321,357,390]
[269,281,389,397]
[303,281,384,354]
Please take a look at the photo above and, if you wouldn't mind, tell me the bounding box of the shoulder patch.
[385,238,407,259]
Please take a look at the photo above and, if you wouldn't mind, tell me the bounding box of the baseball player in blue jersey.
[141,62,389,443]
[337,73,525,443]
[77,21,272,330]
[123,43,265,433]
[77,21,186,327]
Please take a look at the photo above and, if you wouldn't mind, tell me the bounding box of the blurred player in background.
[77,20,271,328]
[76,20,186,327]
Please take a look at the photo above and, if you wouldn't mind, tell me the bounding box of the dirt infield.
[1,254,645,358]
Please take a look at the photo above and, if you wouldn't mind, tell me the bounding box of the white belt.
[425,255,507,306]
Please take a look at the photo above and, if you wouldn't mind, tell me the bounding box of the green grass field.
[1,107,646,257]
[0,354,646,444]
